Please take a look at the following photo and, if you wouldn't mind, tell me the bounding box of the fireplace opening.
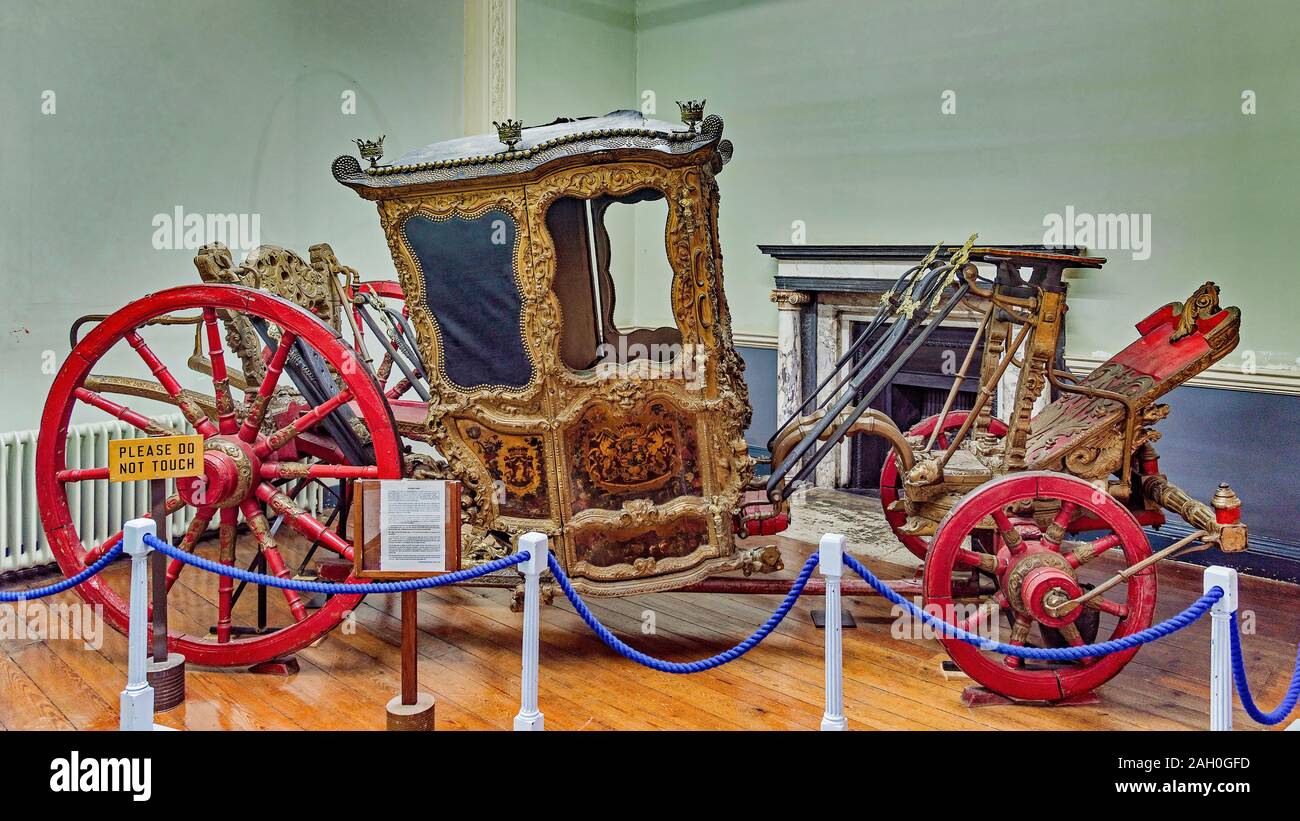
[846,321,988,493]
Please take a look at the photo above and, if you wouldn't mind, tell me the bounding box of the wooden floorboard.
[1,531,1296,731]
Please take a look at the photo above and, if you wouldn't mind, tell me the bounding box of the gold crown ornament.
[494,119,523,150]
[353,135,386,169]
[677,99,706,132]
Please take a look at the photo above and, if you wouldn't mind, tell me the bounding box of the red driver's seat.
[1025,282,1239,475]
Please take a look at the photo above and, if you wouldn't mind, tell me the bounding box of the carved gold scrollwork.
[1171,281,1221,343]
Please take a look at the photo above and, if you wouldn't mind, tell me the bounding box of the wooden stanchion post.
[386,590,435,730]
[146,478,186,710]
[351,478,456,730]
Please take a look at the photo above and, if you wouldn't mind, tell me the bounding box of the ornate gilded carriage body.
[332,110,755,595]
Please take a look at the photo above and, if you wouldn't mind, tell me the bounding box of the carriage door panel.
[400,210,533,391]
[528,170,728,589]
[388,190,560,537]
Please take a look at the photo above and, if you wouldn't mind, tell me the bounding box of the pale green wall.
[518,0,641,330]
[517,0,638,124]
[0,0,463,432]
[609,0,1298,374]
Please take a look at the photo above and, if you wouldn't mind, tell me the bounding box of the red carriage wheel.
[37,285,402,667]
[921,471,1157,702]
[879,411,1007,559]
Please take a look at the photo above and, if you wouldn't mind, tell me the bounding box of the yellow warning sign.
[108,435,205,482]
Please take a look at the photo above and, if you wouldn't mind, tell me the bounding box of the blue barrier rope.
[1230,612,1300,725]
[142,533,527,593]
[841,552,1222,661]
[0,540,124,602]
[547,551,820,674]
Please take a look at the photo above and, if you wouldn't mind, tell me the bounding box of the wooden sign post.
[108,433,204,711]
[352,478,461,731]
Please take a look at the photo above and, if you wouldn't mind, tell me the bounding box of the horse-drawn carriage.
[37,104,1248,702]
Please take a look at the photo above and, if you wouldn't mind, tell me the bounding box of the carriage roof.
[332,109,731,197]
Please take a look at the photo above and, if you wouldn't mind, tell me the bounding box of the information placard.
[107,434,205,483]
[352,479,462,579]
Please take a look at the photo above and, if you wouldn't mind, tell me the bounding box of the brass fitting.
[1212,482,1248,553]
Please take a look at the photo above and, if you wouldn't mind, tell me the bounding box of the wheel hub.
[999,544,1082,627]
[1019,565,1083,628]
[177,437,259,509]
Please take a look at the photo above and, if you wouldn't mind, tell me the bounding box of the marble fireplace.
[760,243,1077,491]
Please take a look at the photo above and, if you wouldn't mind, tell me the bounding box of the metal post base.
[386,693,435,731]
[513,710,545,732]
[146,653,187,711]
[820,714,848,731]
[120,685,155,732]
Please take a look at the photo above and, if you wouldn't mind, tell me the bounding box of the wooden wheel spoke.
[1084,596,1129,619]
[1057,622,1096,665]
[259,462,378,482]
[238,330,298,443]
[1044,501,1077,547]
[1066,532,1122,567]
[202,308,240,435]
[254,483,355,562]
[57,467,109,483]
[124,329,217,437]
[958,598,1002,635]
[990,509,1024,552]
[86,493,188,562]
[215,508,238,644]
[1002,615,1032,668]
[239,500,308,623]
[956,548,999,574]
[73,386,181,436]
[255,388,354,458]
[164,508,215,593]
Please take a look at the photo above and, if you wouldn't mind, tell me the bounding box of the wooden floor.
[1,534,1297,731]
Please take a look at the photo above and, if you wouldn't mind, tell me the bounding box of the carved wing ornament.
[1170,281,1221,342]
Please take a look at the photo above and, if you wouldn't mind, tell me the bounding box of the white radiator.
[1,414,326,574]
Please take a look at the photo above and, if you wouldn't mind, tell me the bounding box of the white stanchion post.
[120,518,157,732]
[1204,565,1238,732]
[513,532,547,731]
[819,533,848,731]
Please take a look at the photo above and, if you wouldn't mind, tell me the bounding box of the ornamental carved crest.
[501,444,541,492]
[565,401,702,513]
[585,423,677,489]
[458,422,549,517]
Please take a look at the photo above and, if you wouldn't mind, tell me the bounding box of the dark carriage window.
[545,189,682,371]
[401,210,533,391]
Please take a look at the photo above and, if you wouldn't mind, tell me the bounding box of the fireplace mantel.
[761,243,1082,293]
[761,243,1075,488]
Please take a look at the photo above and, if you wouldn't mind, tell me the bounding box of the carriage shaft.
[674,576,923,597]
[1141,474,1248,552]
